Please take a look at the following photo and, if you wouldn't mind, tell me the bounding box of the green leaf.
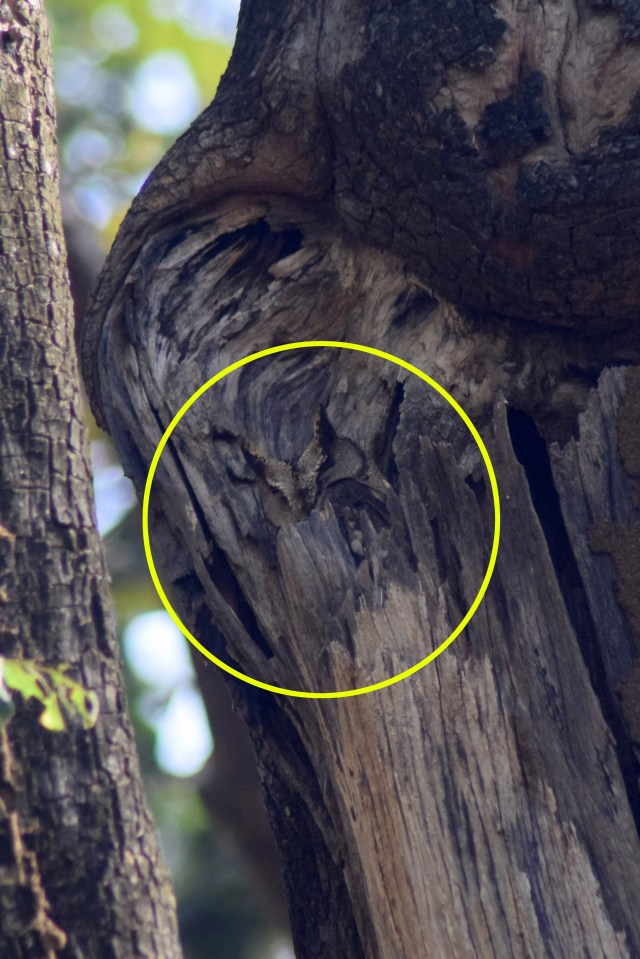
[3,659,52,704]
[0,658,99,731]
[39,694,66,732]
[54,671,101,730]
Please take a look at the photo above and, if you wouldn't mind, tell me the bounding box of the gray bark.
[0,2,182,956]
[81,1,640,957]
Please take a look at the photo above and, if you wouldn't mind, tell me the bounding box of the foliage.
[0,657,99,731]
[48,0,235,240]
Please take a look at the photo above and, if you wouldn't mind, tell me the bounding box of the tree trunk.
[81,1,640,957]
[0,2,182,956]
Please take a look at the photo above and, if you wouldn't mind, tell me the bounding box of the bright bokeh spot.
[91,440,137,535]
[123,611,214,776]
[124,609,194,685]
[91,4,139,51]
[74,178,121,228]
[149,0,241,41]
[155,686,214,777]
[64,128,122,172]
[127,51,202,134]
[50,0,234,235]
[55,50,108,108]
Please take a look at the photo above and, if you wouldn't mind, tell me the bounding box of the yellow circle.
[143,341,501,699]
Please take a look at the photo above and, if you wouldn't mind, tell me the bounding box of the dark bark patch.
[391,288,437,329]
[464,472,486,505]
[14,884,37,924]
[508,407,602,656]
[0,27,21,53]
[368,0,506,71]
[586,0,640,40]
[372,381,403,490]
[201,543,275,661]
[0,827,15,866]
[618,366,640,480]
[90,583,111,656]
[193,603,246,675]
[478,73,552,163]
[620,662,640,745]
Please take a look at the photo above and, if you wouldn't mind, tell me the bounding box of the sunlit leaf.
[3,659,51,703]
[39,694,67,732]
[64,681,101,729]
[0,658,99,731]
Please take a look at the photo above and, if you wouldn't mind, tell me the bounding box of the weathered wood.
[81,1,640,956]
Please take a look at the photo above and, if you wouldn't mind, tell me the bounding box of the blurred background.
[47,2,293,956]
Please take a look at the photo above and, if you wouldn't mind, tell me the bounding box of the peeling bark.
[81,2,640,957]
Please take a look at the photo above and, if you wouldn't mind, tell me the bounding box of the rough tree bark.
[81,1,640,957]
[66,209,291,934]
[0,2,182,956]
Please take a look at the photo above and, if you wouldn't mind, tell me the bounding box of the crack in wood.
[507,405,640,836]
